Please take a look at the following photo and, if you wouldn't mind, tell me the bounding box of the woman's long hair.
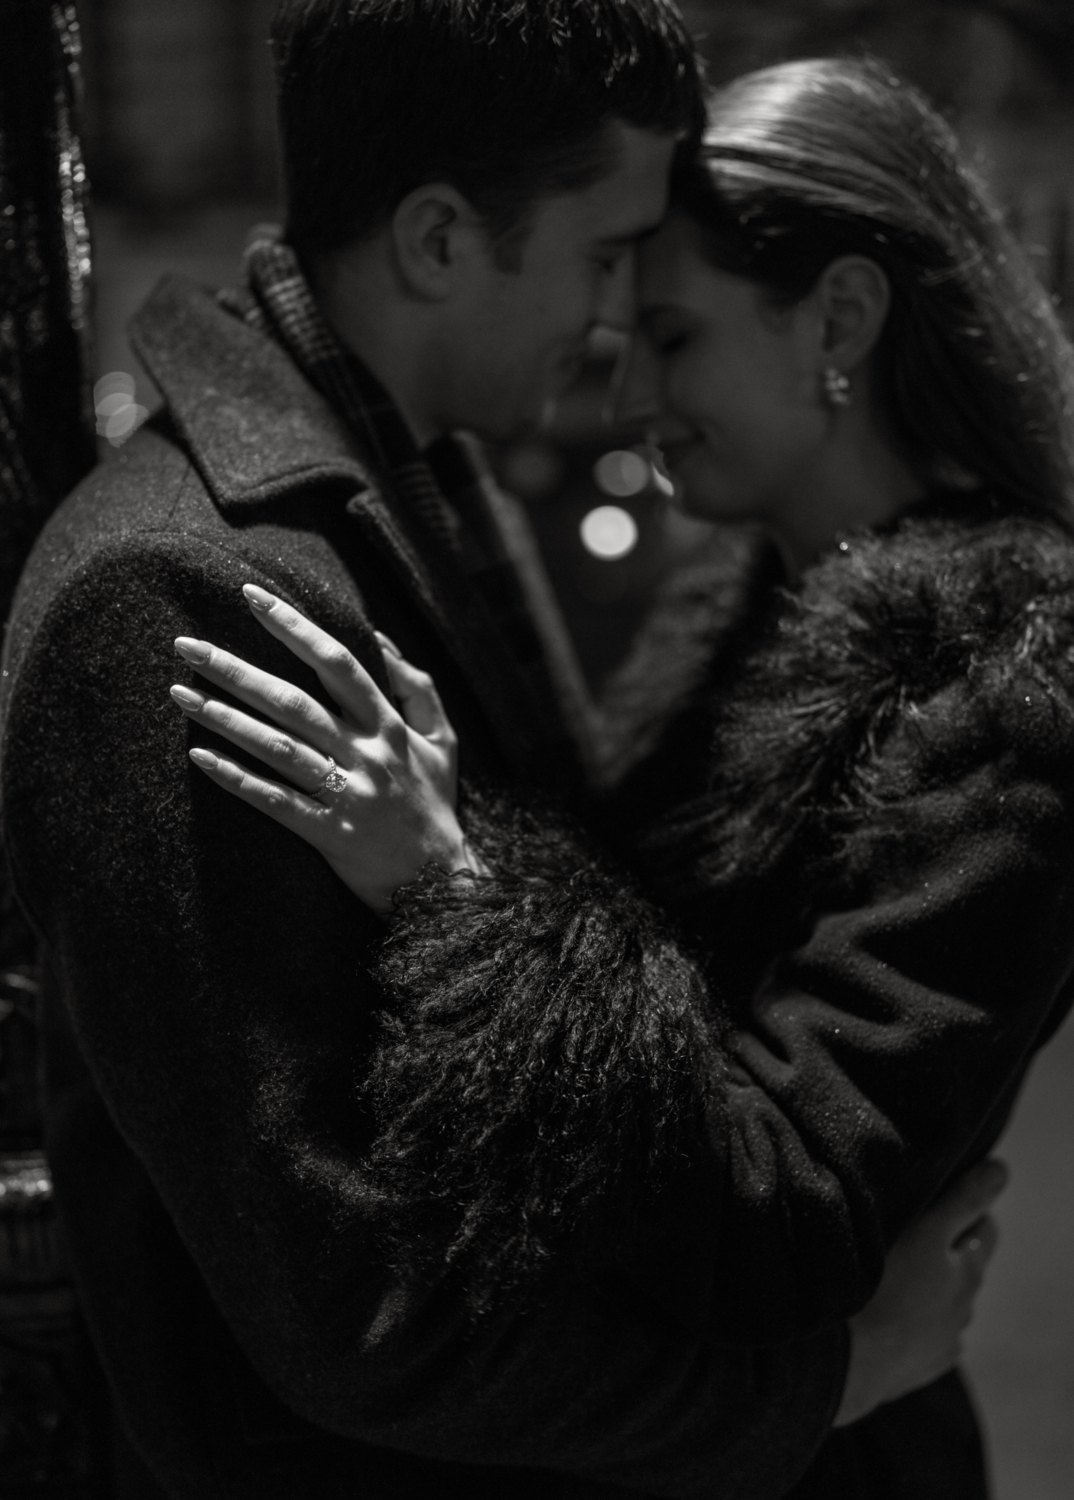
[673,57,1074,524]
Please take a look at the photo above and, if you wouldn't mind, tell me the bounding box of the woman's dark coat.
[373,496,1074,1499]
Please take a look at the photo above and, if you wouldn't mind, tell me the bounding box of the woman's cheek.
[666,352,712,430]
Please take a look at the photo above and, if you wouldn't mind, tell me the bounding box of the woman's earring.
[823,367,851,409]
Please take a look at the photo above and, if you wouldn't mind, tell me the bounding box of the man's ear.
[814,255,891,372]
[390,183,489,300]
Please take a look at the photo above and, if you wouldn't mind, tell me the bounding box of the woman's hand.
[834,1157,1007,1427]
[170,583,481,913]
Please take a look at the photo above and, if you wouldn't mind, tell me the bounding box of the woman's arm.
[170,587,1061,1351]
[170,587,727,1304]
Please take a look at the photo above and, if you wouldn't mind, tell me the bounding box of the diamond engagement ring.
[314,755,348,798]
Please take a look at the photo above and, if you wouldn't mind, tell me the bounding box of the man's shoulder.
[7,423,239,655]
[45,417,218,547]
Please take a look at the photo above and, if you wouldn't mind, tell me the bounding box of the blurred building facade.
[78,0,279,210]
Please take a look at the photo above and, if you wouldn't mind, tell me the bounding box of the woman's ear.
[815,254,892,373]
[390,183,489,301]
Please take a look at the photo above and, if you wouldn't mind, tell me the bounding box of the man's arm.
[1,530,847,1499]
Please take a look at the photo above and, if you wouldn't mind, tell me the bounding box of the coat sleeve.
[0,527,846,1500]
[710,675,1074,1340]
[370,679,1074,1346]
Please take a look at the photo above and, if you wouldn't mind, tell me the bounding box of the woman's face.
[622,214,829,523]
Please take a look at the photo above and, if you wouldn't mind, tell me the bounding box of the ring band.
[314,755,348,798]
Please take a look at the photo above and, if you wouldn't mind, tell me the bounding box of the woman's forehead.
[638,216,743,313]
[638,215,703,297]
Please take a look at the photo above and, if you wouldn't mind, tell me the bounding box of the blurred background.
[4,1,1074,1495]
[75,0,1074,686]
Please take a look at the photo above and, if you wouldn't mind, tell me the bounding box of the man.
[0,4,995,1497]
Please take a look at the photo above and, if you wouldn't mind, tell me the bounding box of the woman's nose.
[612,330,662,428]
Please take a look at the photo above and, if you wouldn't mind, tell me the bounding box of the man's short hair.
[271,0,705,254]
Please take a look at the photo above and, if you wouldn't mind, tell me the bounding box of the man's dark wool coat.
[0,276,857,1500]
[363,496,1074,1499]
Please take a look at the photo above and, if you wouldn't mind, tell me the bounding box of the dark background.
[76,0,1074,685]
[64,3,1074,1494]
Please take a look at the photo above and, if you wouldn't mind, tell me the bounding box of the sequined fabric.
[0,0,95,627]
[0,7,102,1493]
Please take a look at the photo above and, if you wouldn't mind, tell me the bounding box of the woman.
[168,57,1074,1492]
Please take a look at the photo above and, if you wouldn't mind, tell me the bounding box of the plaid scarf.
[221,226,577,784]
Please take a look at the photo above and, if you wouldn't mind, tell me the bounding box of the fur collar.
[645,497,1074,905]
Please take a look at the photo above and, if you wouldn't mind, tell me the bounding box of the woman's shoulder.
[802,492,1074,637]
[769,496,1074,720]
[671,496,1074,898]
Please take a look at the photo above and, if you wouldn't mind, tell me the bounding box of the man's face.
[442,122,676,443]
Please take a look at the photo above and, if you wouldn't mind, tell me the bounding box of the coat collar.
[129,274,569,787]
[130,273,376,509]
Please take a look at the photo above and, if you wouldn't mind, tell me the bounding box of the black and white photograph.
[1,2,1073,1497]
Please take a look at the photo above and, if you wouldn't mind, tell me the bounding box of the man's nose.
[595,251,637,333]
[611,329,662,428]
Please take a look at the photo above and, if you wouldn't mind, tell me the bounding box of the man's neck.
[309,244,444,449]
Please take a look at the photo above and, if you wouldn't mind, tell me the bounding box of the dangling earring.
[823,366,851,408]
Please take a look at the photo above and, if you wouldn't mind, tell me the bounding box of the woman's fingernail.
[243,584,275,612]
[374,630,403,658]
[170,684,205,711]
[189,748,218,770]
[175,637,209,663]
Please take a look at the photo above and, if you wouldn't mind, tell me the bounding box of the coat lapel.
[342,483,559,782]
[130,274,562,784]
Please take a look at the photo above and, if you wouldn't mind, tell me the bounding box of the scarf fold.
[221,226,581,791]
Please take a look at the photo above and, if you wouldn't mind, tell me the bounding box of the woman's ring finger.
[312,755,348,800]
[171,686,343,794]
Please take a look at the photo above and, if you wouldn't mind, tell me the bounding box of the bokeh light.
[94,371,147,446]
[593,449,652,499]
[579,505,639,561]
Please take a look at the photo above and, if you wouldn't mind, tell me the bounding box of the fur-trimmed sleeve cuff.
[366,786,722,1307]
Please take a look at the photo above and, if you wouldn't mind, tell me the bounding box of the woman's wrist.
[376,835,490,917]
[460,837,491,879]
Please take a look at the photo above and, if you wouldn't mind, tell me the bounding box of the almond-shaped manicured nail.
[374,630,403,658]
[243,584,275,612]
[170,684,205,711]
[189,748,218,770]
[175,637,209,663]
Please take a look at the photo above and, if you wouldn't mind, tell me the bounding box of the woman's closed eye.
[642,312,691,356]
[594,249,627,275]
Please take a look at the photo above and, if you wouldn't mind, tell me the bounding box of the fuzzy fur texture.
[369,788,719,1304]
[647,498,1074,925]
[368,496,1074,1305]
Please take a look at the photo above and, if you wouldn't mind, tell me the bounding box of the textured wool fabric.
[0,275,846,1500]
[232,225,577,774]
[372,494,1074,1498]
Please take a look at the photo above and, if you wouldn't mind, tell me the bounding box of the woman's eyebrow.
[593,232,637,251]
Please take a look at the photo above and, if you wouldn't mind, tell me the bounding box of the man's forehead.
[548,123,677,242]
